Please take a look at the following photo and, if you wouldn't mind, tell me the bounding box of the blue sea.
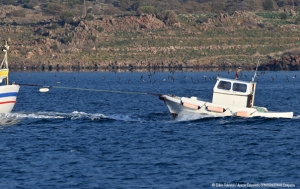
[0,71,299,189]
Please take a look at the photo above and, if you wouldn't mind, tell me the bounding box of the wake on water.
[176,112,222,122]
[0,110,299,127]
[0,111,142,124]
[0,111,211,125]
[175,111,300,122]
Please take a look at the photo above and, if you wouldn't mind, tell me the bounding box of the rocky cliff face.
[1,9,174,71]
[1,5,300,71]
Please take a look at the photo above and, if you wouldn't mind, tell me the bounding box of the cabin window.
[217,81,231,90]
[233,83,247,92]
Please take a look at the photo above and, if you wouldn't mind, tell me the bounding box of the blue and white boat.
[0,41,19,113]
[159,69,293,119]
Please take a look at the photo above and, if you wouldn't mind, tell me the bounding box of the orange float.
[206,106,225,113]
[235,111,250,117]
[182,102,200,110]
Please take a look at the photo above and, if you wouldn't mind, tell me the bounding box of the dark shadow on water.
[0,117,20,126]
[10,66,255,73]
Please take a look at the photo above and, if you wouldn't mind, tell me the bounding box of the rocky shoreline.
[8,53,300,72]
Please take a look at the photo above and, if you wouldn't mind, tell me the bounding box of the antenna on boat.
[252,59,260,82]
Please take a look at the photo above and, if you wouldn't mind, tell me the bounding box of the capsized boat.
[0,41,19,113]
[159,73,293,119]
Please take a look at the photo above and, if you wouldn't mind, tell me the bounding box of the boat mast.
[1,40,9,85]
[252,59,259,82]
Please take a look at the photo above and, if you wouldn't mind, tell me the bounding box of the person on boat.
[235,67,241,79]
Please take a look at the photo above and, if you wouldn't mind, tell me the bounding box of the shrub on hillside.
[127,1,140,11]
[263,0,275,11]
[279,12,288,20]
[67,0,83,8]
[51,43,59,51]
[137,6,157,15]
[44,3,64,15]
[257,23,265,28]
[62,36,72,44]
[88,35,97,42]
[86,14,94,21]
[50,23,60,30]
[158,10,179,25]
[96,26,104,33]
[295,16,300,24]
[60,11,74,24]
[23,2,34,9]
[118,0,134,11]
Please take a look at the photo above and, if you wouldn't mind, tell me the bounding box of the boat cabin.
[0,69,8,85]
[212,77,256,108]
[0,43,9,85]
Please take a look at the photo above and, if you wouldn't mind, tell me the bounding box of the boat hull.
[0,84,20,113]
[160,94,293,119]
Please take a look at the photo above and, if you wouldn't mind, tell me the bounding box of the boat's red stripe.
[0,100,16,104]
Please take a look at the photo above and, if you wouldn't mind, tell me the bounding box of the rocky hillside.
[1,3,300,71]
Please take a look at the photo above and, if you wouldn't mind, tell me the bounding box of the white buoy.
[39,87,50,93]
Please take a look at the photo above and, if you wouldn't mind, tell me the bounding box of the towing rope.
[16,83,159,96]
[52,86,148,95]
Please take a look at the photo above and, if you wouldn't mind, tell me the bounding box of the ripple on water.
[0,71,299,188]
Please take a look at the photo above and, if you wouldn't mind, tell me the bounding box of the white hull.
[0,84,20,113]
[160,95,293,119]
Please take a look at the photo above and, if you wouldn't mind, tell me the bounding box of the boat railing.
[0,40,10,85]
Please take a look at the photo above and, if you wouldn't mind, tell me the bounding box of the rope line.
[16,83,161,96]
[51,86,149,95]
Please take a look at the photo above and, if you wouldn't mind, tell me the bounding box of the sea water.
[0,71,299,188]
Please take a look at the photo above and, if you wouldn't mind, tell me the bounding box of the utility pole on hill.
[83,0,87,18]
[292,0,294,11]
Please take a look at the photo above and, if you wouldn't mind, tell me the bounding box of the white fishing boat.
[159,69,293,119]
[0,41,19,113]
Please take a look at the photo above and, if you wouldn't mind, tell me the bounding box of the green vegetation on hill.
[1,0,300,71]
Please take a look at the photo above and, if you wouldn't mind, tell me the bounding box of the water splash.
[175,112,220,122]
[0,111,140,123]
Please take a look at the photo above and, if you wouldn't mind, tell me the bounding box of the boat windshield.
[217,81,231,90]
[233,83,247,92]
